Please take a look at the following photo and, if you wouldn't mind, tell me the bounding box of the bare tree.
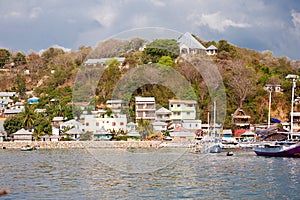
[228,61,256,108]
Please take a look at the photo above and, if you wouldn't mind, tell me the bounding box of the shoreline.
[0,141,166,149]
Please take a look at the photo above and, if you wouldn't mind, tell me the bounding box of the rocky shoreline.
[0,141,164,149]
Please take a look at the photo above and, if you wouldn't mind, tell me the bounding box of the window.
[112,122,116,126]
[86,122,89,126]
[120,122,124,126]
[96,122,99,126]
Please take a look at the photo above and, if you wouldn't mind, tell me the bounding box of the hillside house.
[169,99,197,123]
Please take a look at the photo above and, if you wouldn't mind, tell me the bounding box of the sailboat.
[200,101,222,153]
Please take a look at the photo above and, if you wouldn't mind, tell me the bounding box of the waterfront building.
[169,126,196,142]
[155,107,172,123]
[152,121,167,133]
[84,113,127,133]
[11,128,33,142]
[232,108,251,138]
[135,96,156,123]
[181,119,202,131]
[60,119,85,140]
[169,99,197,123]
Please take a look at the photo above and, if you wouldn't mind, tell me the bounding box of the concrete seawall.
[0,141,163,149]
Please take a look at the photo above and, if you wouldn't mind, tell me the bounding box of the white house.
[206,45,218,55]
[178,32,218,56]
[169,99,197,122]
[11,128,33,142]
[84,113,127,133]
[155,107,172,122]
[181,119,202,130]
[135,96,156,123]
[0,92,17,99]
[152,121,167,133]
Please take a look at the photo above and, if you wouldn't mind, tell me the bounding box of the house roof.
[135,96,155,102]
[178,32,206,50]
[0,92,17,97]
[182,119,201,123]
[66,127,83,135]
[169,99,197,105]
[170,131,196,137]
[61,119,83,127]
[152,121,167,126]
[84,57,125,65]
[13,128,33,135]
[4,109,23,114]
[207,45,217,50]
[156,107,171,114]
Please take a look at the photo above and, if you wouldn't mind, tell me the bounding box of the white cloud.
[29,7,43,19]
[291,10,300,28]
[149,0,166,7]
[131,15,150,27]
[91,5,118,27]
[190,12,251,32]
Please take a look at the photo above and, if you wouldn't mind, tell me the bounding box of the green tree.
[158,56,174,67]
[13,52,27,66]
[143,39,179,63]
[15,74,26,98]
[0,48,11,68]
[3,116,23,136]
[33,116,52,140]
[18,103,37,130]
[137,119,153,139]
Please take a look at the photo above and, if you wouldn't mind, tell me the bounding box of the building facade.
[169,99,197,122]
[135,97,156,123]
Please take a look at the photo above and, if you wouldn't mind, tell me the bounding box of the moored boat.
[253,142,300,157]
[21,145,34,151]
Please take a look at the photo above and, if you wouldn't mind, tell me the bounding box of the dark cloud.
[0,0,299,60]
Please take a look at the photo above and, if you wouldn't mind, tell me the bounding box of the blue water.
[0,148,299,199]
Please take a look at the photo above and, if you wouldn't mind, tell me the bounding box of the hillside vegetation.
[0,36,299,128]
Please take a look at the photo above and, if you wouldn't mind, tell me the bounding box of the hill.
[0,35,299,128]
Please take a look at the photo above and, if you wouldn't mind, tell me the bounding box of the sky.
[0,0,300,60]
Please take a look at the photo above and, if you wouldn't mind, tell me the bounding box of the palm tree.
[19,103,37,130]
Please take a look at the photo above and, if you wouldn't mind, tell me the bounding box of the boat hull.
[254,143,300,157]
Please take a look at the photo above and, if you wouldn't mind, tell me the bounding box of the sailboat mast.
[213,101,216,137]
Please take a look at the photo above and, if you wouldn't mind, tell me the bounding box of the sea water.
[0,148,299,199]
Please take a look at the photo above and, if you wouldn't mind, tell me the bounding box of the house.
[0,92,17,99]
[84,113,127,133]
[27,97,39,104]
[60,119,84,140]
[2,101,24,118]
[60,119,84,132]
[52,117,66,128]
[178,32,217,56]
[206,45,218,55]
[232,108,251,138]
[152,121,167,133]
[11,128,33,142]
[126,122,137,132]
[169,126,196,142]
[106,100,127,109]
[181,119,202,130]
[178,32,207,55]
[155,107,172,122]
[169,99,197,123]
[83,57,126,68]
[93,126,114,141]
[135,96,156,123]
[0,132,3,142]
